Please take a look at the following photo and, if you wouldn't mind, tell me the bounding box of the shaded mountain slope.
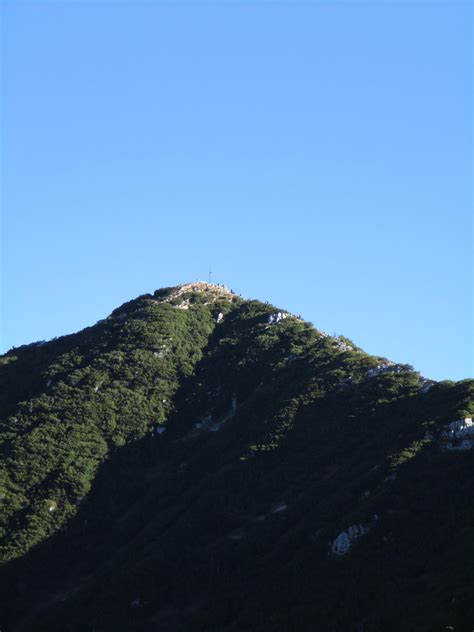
[0,283,472,631]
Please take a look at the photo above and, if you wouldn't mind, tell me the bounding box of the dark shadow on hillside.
[1,375,472,632]
[0,432,167,630]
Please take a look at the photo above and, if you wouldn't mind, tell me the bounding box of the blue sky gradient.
[1,1,472,381]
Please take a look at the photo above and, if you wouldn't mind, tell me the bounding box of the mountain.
[0,282,473,631]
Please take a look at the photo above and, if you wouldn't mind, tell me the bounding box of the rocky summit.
[0,283,473,631]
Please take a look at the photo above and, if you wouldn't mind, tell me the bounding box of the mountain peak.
[174,281,235,296]
[152,281,240,309]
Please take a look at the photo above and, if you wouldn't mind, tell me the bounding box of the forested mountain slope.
[0,283,473,631]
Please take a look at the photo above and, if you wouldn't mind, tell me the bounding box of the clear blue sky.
[1,1,472,381]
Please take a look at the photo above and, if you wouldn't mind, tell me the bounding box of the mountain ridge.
[0,284,472,631]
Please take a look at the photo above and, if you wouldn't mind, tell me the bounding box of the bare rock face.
[441,417,474,451]
[330,524,369,556]
[156,282,236,309]
[267,311,289,325]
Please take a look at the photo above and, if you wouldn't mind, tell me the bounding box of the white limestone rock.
[335,339,353,352]
[420,379,435,393]
[440,418,474,450]
[365,362,403,379]
[444,417,474,438]
[267,311,289,325]
[330,523,369,556]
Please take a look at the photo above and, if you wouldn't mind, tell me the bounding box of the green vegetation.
[0,283,472,631]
